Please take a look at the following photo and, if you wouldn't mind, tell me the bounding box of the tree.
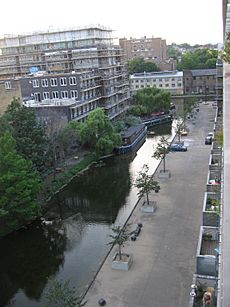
[132,87,171,116]
[45,277,86,307]
[78,108,122,157]
[107,225,131,260]
[152,136,170,173]
[128,57,160,74]
[174,119,185,143]
[0,132,41,231]
[134,164,160,205]
[177,48,218,70]
[167,45,181,60]
[5,100,49,174]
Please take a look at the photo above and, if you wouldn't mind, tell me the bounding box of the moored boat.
[115,124,147,154]
[142,114,173,128]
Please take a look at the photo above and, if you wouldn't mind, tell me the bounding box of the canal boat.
[115,123,147,154]
[142,114,173,128]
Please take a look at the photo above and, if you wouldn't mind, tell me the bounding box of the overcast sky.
[0,0,223,45]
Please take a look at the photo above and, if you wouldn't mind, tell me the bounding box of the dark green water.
[0,123,173,307]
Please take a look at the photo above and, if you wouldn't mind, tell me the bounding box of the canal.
[0,123,175,307]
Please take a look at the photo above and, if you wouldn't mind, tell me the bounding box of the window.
[41,79,48,87]
[70,90,78,98]
[69,76,77,85]
[34,92,41,102]
[32,79,39,88]
[50,78,57,86]
[60,77,67,86]
[61,91,68,98]
[4,81,11,89]
[52,91,59,98]
[43,92,50,99]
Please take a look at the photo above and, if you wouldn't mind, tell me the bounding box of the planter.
[158,169,171,179]
[196,226,219,277]
[111,253,133,271]
[203,192,220,227]
[140,200,156,213]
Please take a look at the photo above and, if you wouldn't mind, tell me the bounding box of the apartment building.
[130,70,183,95]
[119,36,167,64]
[0,25,130,120]
[183,69,217,95]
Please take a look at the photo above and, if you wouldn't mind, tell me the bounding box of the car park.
[169,143,188,152]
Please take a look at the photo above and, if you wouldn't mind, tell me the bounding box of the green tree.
[128,57,160,74]
[79,108,122,157]
[152,136,170,172]
[107,225,131,260]
[0,132,41,231]
[174,119,184,143]
[0,114,13,137]
[45,277,86,307]
[5,100,49,174]
[167,45,181,60]
[177,48,218,70]
[133,87,171,116]
[134,164,160,205]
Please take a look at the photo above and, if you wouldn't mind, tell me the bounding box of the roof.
[190,69,217,76]
[130,70,183,79]
[121,124,145,138]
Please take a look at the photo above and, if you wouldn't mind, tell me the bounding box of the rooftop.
[130,70,183,79]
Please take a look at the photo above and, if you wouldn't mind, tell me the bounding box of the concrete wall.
[196,226,219,277]
[202,192,219,227]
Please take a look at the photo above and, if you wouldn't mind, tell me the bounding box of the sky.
[0,0,223,45]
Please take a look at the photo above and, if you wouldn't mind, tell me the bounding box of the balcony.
[208,153,222,172]
[206,169,221,193]
[196,226,219,277]
[203,192,220,227]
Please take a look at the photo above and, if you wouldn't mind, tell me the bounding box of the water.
[0,123,174,307]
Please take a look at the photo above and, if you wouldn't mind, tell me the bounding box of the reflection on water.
[0,123,173,307]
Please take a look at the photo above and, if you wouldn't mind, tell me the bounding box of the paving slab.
[83,102,216,307]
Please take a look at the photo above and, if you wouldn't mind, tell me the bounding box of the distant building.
[130,70,183,96]
[119,36,167,64]
[183,69,217,95]
[215,59,223,112]
[0,79,22,114]
[0,25,130,120]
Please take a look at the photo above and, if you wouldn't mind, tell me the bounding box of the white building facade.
[130,70,183,95]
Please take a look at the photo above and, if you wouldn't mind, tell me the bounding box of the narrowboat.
[142,114,173,128]
[115,124,147,154]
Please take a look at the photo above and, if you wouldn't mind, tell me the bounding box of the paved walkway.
[83,102,217,307]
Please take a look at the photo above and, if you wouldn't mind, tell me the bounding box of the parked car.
[205,136,212,145]
[208,132,214,138]
[181,129,188,136]
[169,143,188,152]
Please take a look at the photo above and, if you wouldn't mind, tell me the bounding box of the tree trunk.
[163,155,166,172]
[118,245,122,260]
[146,192,149,205]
